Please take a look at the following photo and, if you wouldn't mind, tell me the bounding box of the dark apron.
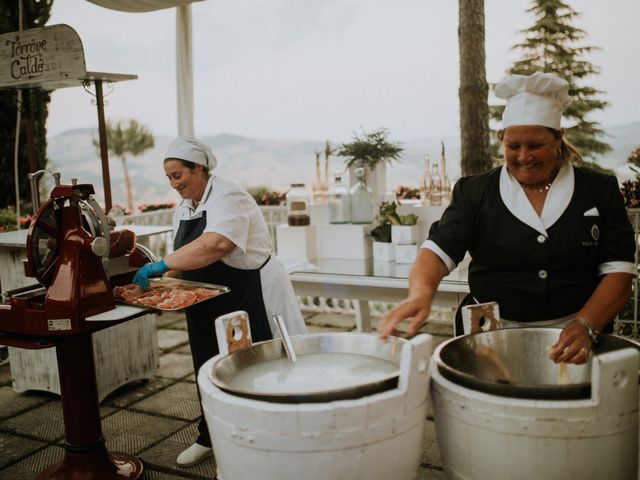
[174,211,273,446]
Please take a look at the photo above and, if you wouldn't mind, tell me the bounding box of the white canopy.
[85,0,202,136]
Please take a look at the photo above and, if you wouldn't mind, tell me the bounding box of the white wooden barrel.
[430,348,639,480]
[197,333,435,480]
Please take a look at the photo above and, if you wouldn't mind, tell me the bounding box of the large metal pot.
[199,311,436,480]
[209,313,406,403]
[433,327,640,399]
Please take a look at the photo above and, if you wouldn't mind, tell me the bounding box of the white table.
[289,257,469,332]
[0,225,172,400]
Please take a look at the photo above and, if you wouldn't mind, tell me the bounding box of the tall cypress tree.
[0,2,53,212]
[490,0,611,166]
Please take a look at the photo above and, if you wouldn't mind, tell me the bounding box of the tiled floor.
[0,311,449,480]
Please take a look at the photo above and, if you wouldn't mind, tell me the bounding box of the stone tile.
[422,419,442,468]
[0,431,46,468]
[304,312,358,330]
[417,466,448,480]
[0,387,52,420]
[140,423,216,479]
[174,344,192,355]
[103,377,175,408]
[155,311,187,329]
[5,444,64,479]
[102,410,189,453]
[0,398,114,441]
[129,382,201,421]
[157,353,195,380]
[158,329,189,351]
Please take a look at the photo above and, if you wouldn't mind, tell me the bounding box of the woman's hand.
[548,320,592,364]
[378,295,432,340]
[132,259,169,289]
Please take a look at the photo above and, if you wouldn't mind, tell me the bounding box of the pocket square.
[583,207,599,217]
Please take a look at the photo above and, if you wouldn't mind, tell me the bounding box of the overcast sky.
[45,0,640,142]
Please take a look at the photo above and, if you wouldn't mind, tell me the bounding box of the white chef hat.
[164,136,218,170]
[495,72,571,130]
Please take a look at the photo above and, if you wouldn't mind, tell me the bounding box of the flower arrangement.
[138,202,175,213]
[395,185,421,200]
[246,187,286,206]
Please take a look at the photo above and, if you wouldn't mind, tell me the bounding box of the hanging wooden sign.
[0,24,87,90]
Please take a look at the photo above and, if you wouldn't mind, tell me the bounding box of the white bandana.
[164,136,218,170]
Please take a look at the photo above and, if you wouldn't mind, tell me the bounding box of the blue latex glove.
[132,259,169,289]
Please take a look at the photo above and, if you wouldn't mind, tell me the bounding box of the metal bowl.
[433,327,640,399]
[209,332,406,403]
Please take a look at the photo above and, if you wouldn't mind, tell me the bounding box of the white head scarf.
[495,72,571,130]
[163,136,218,170]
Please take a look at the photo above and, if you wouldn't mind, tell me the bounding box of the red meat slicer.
[0,177,152,479]
[0,178,152,336]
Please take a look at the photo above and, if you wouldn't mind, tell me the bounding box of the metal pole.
[94,80,113,212]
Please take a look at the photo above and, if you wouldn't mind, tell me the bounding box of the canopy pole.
[176,5,194,136]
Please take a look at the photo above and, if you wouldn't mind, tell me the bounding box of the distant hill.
[45,121,640,210]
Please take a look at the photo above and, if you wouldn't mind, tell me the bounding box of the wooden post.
[94,80,112,212]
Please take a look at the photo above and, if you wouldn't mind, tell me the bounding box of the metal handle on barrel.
[273,313,297,363]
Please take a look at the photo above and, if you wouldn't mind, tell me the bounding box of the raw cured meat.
[113,279,225,310]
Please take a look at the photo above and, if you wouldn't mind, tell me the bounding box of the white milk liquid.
[228,353,398,394]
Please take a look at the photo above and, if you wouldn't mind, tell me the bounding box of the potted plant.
[372,201,420,245]
[370,204,394,261]
[336,128,403,203]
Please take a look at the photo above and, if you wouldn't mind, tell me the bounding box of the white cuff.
[598,261,636,276]
[421,240,457,272]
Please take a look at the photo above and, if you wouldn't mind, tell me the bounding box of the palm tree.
[93,119,154,212]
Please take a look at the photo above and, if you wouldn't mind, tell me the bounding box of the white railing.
[613,209,640,338]
[123,209,175,257]
[260,205,287,252]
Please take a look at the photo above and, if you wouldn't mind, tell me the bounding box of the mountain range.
[45,121,640,210]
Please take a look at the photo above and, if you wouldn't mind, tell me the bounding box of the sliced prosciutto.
[113,280,224,310]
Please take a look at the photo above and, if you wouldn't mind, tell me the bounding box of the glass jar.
[349,167,374,224]
[286,183,311,226]
[328,171,350,224]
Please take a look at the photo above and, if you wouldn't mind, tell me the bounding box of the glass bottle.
[429,162,442,206]
[440,142,452,203]
[349,167,374,224]
[286,183,311,226]
[420,154,432,205]
[328,171,351,224]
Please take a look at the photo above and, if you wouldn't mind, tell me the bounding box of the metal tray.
[114,278,229,311]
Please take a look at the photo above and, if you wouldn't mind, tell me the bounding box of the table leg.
[354,300,372,332]
[36,333,143,480]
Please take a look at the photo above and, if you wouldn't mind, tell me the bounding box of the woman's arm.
[549,272,633,363]
[164,231,236,271]
[378,248,449,339]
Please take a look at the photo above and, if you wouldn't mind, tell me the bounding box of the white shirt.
[173,176,272,270]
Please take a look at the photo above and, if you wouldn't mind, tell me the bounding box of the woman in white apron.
[132,136,306,466]
[378,72,635,365]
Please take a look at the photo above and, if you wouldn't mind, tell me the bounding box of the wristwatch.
[576,318,599,344]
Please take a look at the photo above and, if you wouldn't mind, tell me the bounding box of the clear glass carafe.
[420,155,432,205]
[328,171,351,224]
[349,167,374,224]
[429,162,443,206]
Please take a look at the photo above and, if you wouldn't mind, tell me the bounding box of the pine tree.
[490,0,611,166]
